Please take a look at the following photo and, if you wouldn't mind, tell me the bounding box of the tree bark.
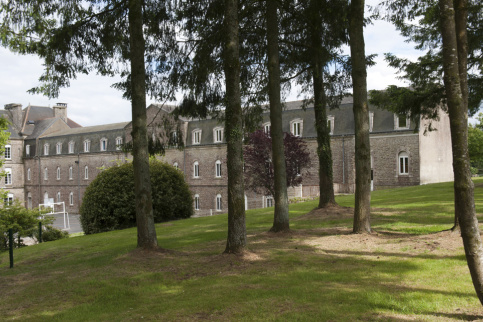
[309,0,336,208]
[128,0,158,249]
[440,0,483,305]
[349,0,371,233]
[266,0,290,232]
[450,0,468,233]
[223,0,247,253]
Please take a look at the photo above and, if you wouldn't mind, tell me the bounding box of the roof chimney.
[4,103,23,131]
[53,103,68,123]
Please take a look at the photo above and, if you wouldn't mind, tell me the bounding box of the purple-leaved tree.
[244,130,311,197]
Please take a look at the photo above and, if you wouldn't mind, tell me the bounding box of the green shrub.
[80,159,193,234]
[32,225,69,242]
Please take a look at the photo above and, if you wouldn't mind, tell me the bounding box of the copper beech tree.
[244,130,311,198]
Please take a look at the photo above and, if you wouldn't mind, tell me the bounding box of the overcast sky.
[0,5,423,127]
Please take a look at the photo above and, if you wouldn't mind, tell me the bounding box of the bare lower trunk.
[440,0,483,305]
[266,0,289,232]
[128,0,158,249]
[349,0,371,233]
[223,0,247,253]
[309,0,336,208]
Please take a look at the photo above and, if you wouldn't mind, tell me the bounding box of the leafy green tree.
[0,0,181,249]
[468,113,483,173]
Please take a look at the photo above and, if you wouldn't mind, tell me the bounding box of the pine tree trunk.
[440,0,483,305]
[128,0,158,249]
[450,0,468,232]
[349,0,371,233]
[309,0,336,208]
[266,0,289,232]
[223,0,247,253]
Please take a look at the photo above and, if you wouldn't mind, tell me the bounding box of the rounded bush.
[80,160,193,234]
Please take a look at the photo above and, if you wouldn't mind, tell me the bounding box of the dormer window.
[290,119,303,137]
[395,113,410,130]
[327,116,334,135]
[100,138,108,152]
[44,143,49,156]
[84,140,90,152]
[192,129,202,145]
[213,127,224,143]
[25,144,30,157]
[69,141,75,154]
[115,137,123,150]
[56,142,62,155]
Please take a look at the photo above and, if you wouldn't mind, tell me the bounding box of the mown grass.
[1,178,483,321]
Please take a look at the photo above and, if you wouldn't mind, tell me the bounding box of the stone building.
[0,98,454,216]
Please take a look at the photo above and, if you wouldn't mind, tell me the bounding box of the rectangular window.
[215,162,221,177]
[214,128,223,143]
[192,130,201,145]
[69,166,73,180]
[5,145,11,160]
[4,193,13,206]
[194,195,200,210]
[292,121,302,137]
[116,137,123,150]
[26,144,30,157]
[399,155,409,174]
[266,197,273,208]
[398,114,407,128]
[44,168,48,180]
[5,168,12,185]
[85,166,89,179]
[56,143,62,154]
[194,162,199,178]
[27,168,31,181]
[100,139,107,151]
[264,123,271,135]
[44,144,49,156]
[216,195,222,211]
[84,140,90,152]
[69,192,74,206]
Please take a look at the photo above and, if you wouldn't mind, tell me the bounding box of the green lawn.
[1,179,483,321]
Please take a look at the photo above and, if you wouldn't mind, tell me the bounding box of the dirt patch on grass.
[295,203,353,221]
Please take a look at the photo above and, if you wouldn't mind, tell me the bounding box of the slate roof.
[21,105,81,136]
[42,122,129,138]
[0,110,22,139]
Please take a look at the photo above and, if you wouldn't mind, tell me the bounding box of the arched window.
[56,192,61,202]
[27,168,31,181]
[84,140,90,152]
[194,194,200,210]
[44,167,48,180]
[215,160,222,178]
[25,144,30,156]
[56,142,62,154]
[216,194,222,211]
[262,122,271,135]
[266,196,274,208]
[290,119,303,137]
[84,166,89,179]
[69,141,75,153]
[69,166,73,180]
[213,127,224,143]
[192,129,202,145]
[56,166,61,180]
[193,161,199,178]
[69,192,74,206]
[398,151,409,175]
[27,192,32,209]
[173,162,179,170]
[100,138,108,151]
[44,143,49,156]
[115,137,123,150]
[4,144,11,159]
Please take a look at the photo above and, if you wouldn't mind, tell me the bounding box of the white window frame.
[25,144,30,157]
[44,167,48,180]
[215,160,222,178]
[395,113,410,130]
[266,196,274,208]
[56,142,62,155]
[27,168,31,181]
[290,119,303,137]
[4,193,13,206]
[327,115,334,135]
[213,127,223,143]
[56,166,61,180]
[44,143,49,156]
[84,166,89,179]
[115,137,123,150]
[193,161,199,178]
[69,141,75,154]
[69,166,73,180]
[173,162,179,170]
[194,194,200,210]
[263,122,271,135]
[192,129,202,145]
[100,138,108,151]
[216,194,222,211]
[56,192,61,203]
[4,144,11,160]
[69,192,74,206]
[399,151,409,175]
[4,168,12,185]
[84,140,91,152]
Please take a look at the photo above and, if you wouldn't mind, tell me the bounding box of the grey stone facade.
[0,99,454,217]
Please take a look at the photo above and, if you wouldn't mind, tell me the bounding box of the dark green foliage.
[80,160,193,234]
[33,225,69,242]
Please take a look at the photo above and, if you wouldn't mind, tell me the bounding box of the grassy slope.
[1,179,483,321]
